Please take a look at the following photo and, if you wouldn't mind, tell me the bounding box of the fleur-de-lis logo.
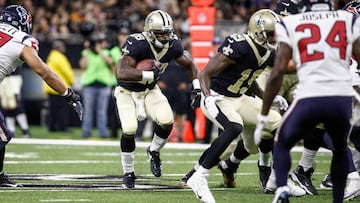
[222,44,233,56]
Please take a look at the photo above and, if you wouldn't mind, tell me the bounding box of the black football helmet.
[343,0,360,16]
[0,5,32,34]
[297,0,334,12]
[274,0,298,16]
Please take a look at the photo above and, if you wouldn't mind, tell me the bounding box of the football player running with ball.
[0,5,82,187]
[114,10,200,188]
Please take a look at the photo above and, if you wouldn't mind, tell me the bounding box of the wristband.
[142,71,154,81]
[192,79,200,89]
[258,113,269,122]
[61,88,69,96]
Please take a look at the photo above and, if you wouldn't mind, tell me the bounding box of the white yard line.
[11,138,332,153]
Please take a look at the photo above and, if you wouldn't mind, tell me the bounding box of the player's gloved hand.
[190,79,201,109]
[204,94,223,118]
[151,61,162,81]
[272,95,289,111]
[190,89,201,109]
[63,88,83,120]
[254,114,268,145]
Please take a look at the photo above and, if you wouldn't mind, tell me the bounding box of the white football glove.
[204,95,223,118]
[254,114,269,146]
[272,95,289,111]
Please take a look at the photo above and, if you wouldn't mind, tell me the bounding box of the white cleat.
[344,175,360,201]
[265,177,306,197]
[272,186,292,203]
[187,171,216,203]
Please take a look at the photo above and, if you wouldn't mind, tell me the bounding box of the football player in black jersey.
[114,10,201,188]
[184,9,290,203]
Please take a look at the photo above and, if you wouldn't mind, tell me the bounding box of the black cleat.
[123,172,136,188]
[289,165,318,195]
[217,160,239,188]
[320,174,333,190]
[147,147,162,177]
[258,161,271,193]
[0,173,22,187]
[179,168,196,188]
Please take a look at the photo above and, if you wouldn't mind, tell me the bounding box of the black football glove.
[190,88,201,109]
[63,88,83,120]
[151,61,162,81]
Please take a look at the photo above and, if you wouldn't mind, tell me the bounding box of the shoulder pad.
[22,35,39,52]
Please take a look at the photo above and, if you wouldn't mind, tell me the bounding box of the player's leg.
[114,86,139,188]
[0,112,19,187]
[323,96,352,202]
[289,127,324,195]
[145,86,173,177]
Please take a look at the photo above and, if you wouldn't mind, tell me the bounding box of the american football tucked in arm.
[135,59,156,71]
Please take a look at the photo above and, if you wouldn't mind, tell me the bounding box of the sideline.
[11,138,331,153]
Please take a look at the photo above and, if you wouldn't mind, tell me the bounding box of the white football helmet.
[144,10,174,49]
[247,9,280,50]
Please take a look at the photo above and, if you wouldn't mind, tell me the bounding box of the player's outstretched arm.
[21,45,83,120]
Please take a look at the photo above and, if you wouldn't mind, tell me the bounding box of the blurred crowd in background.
[0,0,351,140]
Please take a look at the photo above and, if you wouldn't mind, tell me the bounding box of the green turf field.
[0,126,349,203]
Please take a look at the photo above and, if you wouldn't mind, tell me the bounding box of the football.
[135,59,155,71]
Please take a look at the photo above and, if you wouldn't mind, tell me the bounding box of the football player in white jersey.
[114,10,200,188]
[254,0,360,202]
[0,5,82,187]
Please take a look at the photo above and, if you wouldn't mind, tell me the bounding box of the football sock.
[299,148,317,171]
[5,117,15,134]
[259,151,271,167]
[149,134,166,152]
[121,152,135,173]
[16,113,29,131]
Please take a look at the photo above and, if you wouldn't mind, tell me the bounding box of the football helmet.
[0,5,32,34]
[247,9,280,49]
[297,0,333,13]
[144,10,174,49]
[343,0,360,16]
[274,0,298,16]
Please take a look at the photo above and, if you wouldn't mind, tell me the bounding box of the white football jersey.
[0,23,39,82]
[276,10,360,99]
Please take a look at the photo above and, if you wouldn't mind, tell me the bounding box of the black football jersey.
[118,33,184,92]
[211,33,275,97]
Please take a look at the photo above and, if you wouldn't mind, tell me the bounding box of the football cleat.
[320,174,333,190]
[179,168,196,188]
[258,161,271,192]
[272,186,292,203]
[344,173,360,201]
[217,159,239,188]
[187,171,215,203]
[0,173,22,187]
[123,172,136,188]
[146,147,162,177]
[266,177,306,196]
[289,165,318,195]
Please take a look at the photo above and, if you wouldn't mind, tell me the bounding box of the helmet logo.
[255,15,265,30]
[16,6,31,25]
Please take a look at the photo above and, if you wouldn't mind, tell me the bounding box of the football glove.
[190,88,201,109]
[272,95,289,111]
[254,114,268,145]
[204,94,223,118]
[63,88,83,120]
[151,61,162,81]
[190,79,201,109]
